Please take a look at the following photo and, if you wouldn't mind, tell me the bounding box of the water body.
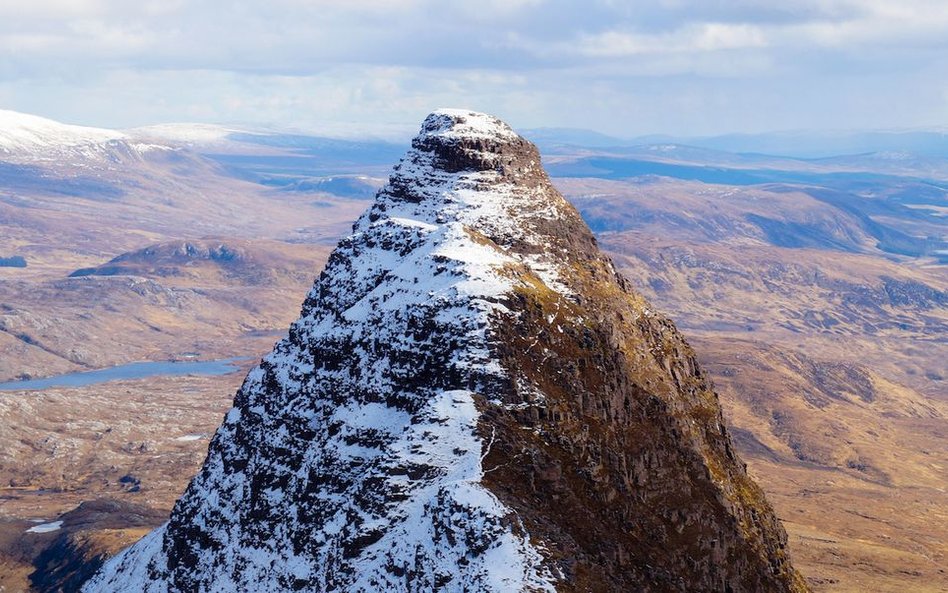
[0,358,247,391]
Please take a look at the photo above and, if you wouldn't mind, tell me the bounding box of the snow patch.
[425,109,521,142]
[25,520,63,534]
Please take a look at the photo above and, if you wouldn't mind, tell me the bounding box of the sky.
[1,0,947,139]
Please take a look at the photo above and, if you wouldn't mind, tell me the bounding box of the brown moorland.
[0,143,944,592]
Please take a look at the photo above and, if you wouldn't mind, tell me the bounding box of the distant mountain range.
[523,125,948,159]
[2,108,944,261]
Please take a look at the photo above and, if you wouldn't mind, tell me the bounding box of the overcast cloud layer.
[1,0,947,137]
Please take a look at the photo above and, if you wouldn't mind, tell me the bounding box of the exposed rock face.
[82,109,807,592]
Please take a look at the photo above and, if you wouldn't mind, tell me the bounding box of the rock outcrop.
[83,109,807,592]
[69,240,252,280]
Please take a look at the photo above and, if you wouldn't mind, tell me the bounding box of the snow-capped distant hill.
[0,110,123,152]
[127,123,255,146]
[0,109,172,164]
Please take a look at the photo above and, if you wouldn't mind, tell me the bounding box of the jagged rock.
[69,241,250,279]
[82,109,807,592]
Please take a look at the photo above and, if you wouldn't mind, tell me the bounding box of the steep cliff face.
[83,109,807,593]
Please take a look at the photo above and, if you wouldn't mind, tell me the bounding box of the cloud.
[0,0,946,135]
[0,0,108,18]
[565,23,770,57]
[3,1,946,72]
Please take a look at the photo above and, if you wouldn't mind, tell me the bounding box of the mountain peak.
[405,109,539,177]
[420,109,520,142]
[83,111,807,593]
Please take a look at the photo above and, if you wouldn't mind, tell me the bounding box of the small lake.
[0,358,247,391]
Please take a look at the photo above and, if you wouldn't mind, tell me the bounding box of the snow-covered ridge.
[0,109,176,161]
[0,109,259,155]
[0,109,125,152]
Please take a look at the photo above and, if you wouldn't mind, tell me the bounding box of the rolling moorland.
[0,111,944,592]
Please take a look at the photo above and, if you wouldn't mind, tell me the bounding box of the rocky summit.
[82,109,808,593]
